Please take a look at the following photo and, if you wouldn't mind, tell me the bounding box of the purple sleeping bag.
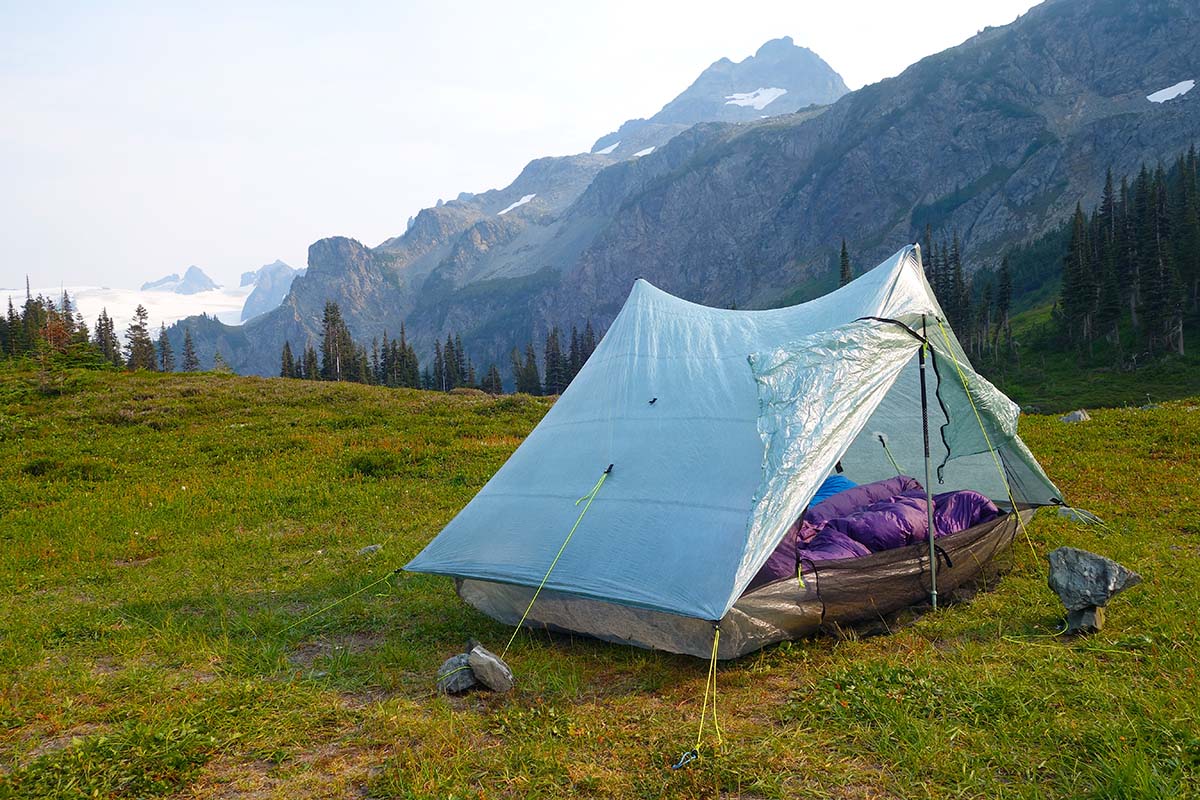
[929,489,1001,536]
[744,476,1003,595]
[824,494,929,552]
[795,475,923,543]
[747,475,859,591]
[796,529,871,563]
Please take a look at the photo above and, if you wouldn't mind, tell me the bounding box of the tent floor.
[457,510,1032,660]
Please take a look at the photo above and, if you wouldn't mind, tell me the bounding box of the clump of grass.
[3,720,217,799]
[345,450,402,478]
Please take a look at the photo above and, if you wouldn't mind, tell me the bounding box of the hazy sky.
[1,0,1041,290]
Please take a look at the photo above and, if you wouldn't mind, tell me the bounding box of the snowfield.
[498,193,536,215]
[5,284,252,335]
[724,87,787,110]
[632,146,655,158]
[594,141,619,155]
[1147,79,1195,103]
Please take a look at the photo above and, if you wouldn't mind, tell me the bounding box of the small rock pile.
[1047,546,1142,633]
[436,640,514,694]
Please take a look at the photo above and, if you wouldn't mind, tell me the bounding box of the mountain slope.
[169,36,849,372]
[240,260,304,322]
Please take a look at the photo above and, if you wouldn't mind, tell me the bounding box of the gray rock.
[1066,605,1105,634]
[436,653,477,694]
[1060,409,1091,423]
[1047,546,1142,611]
[357,544,382,556]
[467,644,515,693]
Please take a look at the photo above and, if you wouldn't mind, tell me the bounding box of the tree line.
[2,288,215,372]
[279,300,601,395]
[1056,148,1197,357]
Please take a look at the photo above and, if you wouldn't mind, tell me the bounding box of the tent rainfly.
[406,246,1062,659]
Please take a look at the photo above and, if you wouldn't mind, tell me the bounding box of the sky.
[1,0,1041,291]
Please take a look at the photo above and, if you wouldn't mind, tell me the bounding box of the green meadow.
[1,367,1197,799]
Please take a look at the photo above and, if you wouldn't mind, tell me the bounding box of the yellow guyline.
[501,465,612,659]
[932,318,1041,565]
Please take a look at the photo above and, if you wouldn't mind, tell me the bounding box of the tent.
[406,246,1061,659]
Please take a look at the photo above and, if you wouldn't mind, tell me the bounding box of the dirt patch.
[91,656,120,676]
[112,556,156,567]
[26,722,108,759]
[288,632,385,669]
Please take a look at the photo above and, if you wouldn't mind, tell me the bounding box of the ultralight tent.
[406,245,1062,659]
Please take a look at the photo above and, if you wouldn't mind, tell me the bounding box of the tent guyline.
[931,316,1043,571]
[501,464,613,659]
[406,244,1062,661]
[672,625,723,770]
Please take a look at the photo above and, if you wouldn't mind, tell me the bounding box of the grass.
[1,366,1198,798]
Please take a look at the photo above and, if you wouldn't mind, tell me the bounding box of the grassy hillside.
[977,303,1200,413]
[1,368,1197,799]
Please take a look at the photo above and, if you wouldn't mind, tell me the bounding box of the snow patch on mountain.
[1147,79,1195,103]
[595,141,620,155]
[632,146,655,158]
[724,87,787,110]
[498,193,536,215]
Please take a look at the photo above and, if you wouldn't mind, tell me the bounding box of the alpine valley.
[168,0,1200,383]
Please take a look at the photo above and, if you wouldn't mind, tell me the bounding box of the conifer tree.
[212,350,233,373]
[319,301,354,381]
[303,344,319,380]
[124,304,156,370]
[481,364,503,394]
[156,323,175,372]
[182,328,200,372]
[838,240,853,287]
[280,341,296,378]
[994,255,1013,354]
[543,327,566,395]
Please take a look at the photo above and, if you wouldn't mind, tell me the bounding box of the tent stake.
[919,317,938,609]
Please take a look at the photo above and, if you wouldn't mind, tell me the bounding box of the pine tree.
[156,323,175,372]
[994,255,1013,354]
[303,344,319,380]
[182,328,200,371]
[433,340,445,390]
[582,320,598,361]
[543,327,566,395]
[838,240,853,287]
[212,350,233,373]
[481,364,503,394]
[124,304,156,370]
[319,301,353,381]
[280,341,296,378]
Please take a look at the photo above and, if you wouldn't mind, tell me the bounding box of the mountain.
[141,265,220,294]
[588,35,849,159]
[167,35,849,372]
[141,273,180,291]
[171,1,1200,379]
[239,260,305,321]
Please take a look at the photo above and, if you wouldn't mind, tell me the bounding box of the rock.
[467,644,515,692]
[357,544,382,556]
[1066,606,1105,634]
[1047,546,1142,612]
[1059,409,1091,423]
[436,653,477,694]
